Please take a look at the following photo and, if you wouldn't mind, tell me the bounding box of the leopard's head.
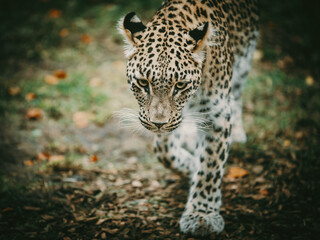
[119,12,211,133]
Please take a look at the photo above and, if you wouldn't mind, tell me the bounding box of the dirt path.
[1,108,319,239]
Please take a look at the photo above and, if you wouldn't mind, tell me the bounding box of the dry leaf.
[252,165,264,175]
[305,75,314,86]
[226,167,249,179]
[96,218,108,225]
[127,157,137,164]
[26,108,43,120]
[1,207,14,213]
[80,34,92,44]
[132,180,143,187]
[25,93,36,101]
[42,214,55,220]
[283,140,291,148]
[253,50,263,61]
[73,111,92,128]
[45,75,59,85]
[102,228,119,234]
[9,87,21,96]
[101,232,107,239]
[59,28,69,37]
[37,152,50,161]
[24,206,41,211]
[89,77,102,87]
[54,70,67,79]
[250,194,267,200]
[150,180,161,188]
[277,56,294,69]
[49,155,65,163]
[90,155,99,162]
[259,188,269,196]
[24,160,34,166]
[48,9,61,18]
[295,131,303,139]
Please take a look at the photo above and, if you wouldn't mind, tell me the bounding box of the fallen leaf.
[37,152,50,161]
[59,28,69,37]
[26,108,43,120]
[45,75,59,85]
[283,140,291,148]
[89,77,102,87]
[49,155,65,163]
[101,232,107,239]
[252,165,264,175]
[24,206,41,211]
[127,156,137,164]
[305,75,314,86]
[9,87,21,96]
[73,111,92,128]
[259,188,269,196]
[1,207,14,213]
[226,167,249,179]
[150,180,161,188]
[277,56,294,69]
[24,160,35,166]
[48,9,61,18]
[42,214,55,221]
[253,50,263,61]
[96,218,108,225]
[25,92,36,101]
[54,70,67,79]
[132,180,143,187]
[101,228,119,234]
[80,34,92,44]
[90,155,99,162]
[250,194,267,200]
[295,131,303,139]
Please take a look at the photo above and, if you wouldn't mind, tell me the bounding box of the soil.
[0,112,319,240]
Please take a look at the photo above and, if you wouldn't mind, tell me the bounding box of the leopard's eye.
[137,79,149,88]
[175,82,188,90]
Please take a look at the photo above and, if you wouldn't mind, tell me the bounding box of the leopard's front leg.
[154,123,198,177]
[179,104,232,236]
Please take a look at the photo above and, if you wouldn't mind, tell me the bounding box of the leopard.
[119,0,259,236]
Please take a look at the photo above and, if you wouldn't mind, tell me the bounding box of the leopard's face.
[120,12,210,133]
[127,46,202,133]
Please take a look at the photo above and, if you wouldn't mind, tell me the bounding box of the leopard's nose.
[151,121,167,129]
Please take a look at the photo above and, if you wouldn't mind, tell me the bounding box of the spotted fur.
[119,0,259,236]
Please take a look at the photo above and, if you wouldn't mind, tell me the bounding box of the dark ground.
[0,0,320,239]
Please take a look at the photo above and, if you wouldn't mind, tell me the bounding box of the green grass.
[0,72,108,126]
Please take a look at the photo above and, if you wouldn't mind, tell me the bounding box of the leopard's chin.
[142,124,181,134]
[147,127,173,134]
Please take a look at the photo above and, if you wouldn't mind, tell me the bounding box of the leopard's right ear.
[119,12,146,46]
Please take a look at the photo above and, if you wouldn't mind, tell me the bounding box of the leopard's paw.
[179,212,224,236]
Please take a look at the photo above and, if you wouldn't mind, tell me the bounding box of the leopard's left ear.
[189,22,210,52]
[119,12,146,46]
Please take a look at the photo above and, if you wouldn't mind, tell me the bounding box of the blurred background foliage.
[0,0,319,76]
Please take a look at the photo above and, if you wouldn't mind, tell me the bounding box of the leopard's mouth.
[138,116,182,133]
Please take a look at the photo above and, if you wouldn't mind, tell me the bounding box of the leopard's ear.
[119,12,146,46]
[189,22,209,52]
